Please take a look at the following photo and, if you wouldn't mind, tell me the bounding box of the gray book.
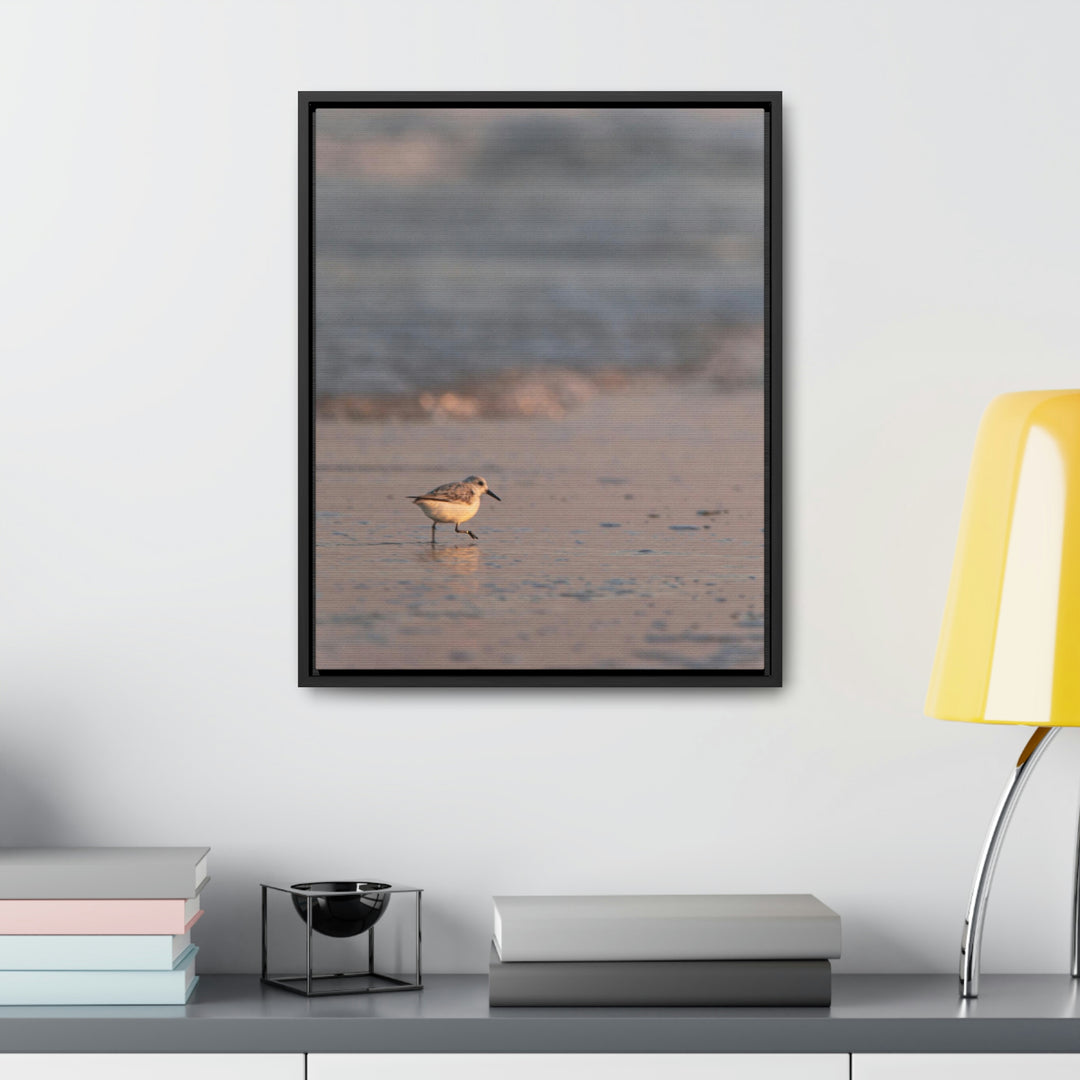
[489,946,831,1007]
[0,847,210,899]
[493,894,841,962]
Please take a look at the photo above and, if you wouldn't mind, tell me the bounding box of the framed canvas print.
[300,92,781,686]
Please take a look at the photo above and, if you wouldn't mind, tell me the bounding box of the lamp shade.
[926,390,1080,726]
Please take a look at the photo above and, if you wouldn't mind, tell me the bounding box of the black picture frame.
[299,91,782,687]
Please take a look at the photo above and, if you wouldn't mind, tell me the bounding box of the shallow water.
[313,385,766,671]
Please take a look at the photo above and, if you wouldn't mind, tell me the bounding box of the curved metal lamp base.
[960,726,1061,997]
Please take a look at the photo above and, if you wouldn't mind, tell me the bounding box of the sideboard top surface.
[1,975,1079,1054]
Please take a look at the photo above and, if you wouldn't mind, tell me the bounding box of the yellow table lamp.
[927,389,1080,997]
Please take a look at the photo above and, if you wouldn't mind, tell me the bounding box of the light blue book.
[0,930,192,970]
[0,944,197,1005]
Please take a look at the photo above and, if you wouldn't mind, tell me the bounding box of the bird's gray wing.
[408,482,472,503]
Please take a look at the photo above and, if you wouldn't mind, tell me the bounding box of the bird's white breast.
[415,497,480,524]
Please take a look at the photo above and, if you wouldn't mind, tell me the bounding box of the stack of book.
[0,847,209,1005]
[490,894,841,1007]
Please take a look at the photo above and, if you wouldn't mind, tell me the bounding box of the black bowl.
[290,881,391,938]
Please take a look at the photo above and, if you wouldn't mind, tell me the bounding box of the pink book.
[0,898,203,935]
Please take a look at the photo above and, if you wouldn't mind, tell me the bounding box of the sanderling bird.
[407,475,501,543]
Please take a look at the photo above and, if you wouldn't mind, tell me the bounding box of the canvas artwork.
[300,93,780,685]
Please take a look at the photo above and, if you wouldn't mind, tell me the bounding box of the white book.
[492,894,842,962]
[0,847,209,899]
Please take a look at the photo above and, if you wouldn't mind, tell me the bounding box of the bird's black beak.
[486,490,501,501]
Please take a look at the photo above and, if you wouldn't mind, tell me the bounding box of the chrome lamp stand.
[959,726,1078,997]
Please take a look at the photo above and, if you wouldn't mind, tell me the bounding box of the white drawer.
[309,1054,848,1080]
[0,1055,304,1080]
[855,1054,1080,1079]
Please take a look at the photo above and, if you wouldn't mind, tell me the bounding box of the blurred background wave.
[313,107,765,418]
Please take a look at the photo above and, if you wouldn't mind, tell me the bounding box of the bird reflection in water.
[417,544,481,574]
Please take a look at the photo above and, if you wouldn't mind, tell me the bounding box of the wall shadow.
[0,753,74,845]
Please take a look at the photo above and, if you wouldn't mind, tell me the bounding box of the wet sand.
[314,384,765,671]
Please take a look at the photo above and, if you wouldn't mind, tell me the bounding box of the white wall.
[2,0,1079,976]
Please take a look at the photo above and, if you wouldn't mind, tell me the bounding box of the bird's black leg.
[455,523,479,541]
[431,521,437,544]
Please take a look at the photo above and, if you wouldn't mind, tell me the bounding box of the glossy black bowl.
[290,881,391,938]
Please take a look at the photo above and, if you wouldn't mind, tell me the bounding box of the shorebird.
[407,475,501,543]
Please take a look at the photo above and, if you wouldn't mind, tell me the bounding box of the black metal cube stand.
[261,882,422,997]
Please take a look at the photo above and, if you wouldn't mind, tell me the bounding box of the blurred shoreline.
[316,327,764,422]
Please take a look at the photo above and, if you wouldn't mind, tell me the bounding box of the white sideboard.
[0,1056,302,1079]
[7,1054,1080,1079]
[308,1054,848,1080]
[854,1055,1080,1079]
